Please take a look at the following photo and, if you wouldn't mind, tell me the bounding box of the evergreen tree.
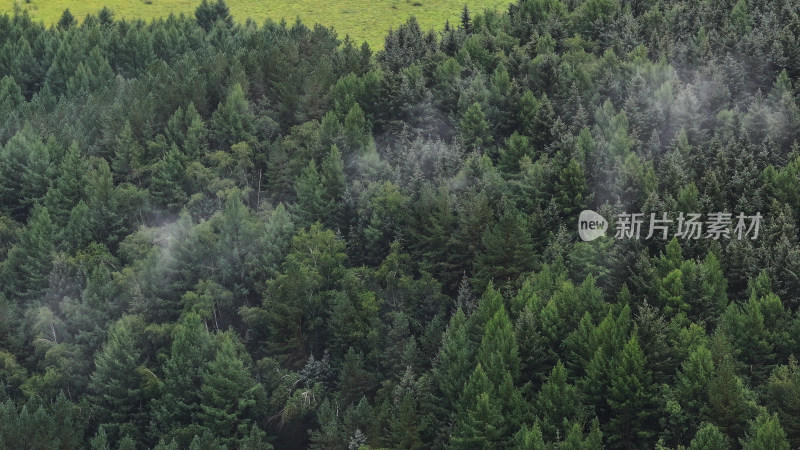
[294,161,327,226]
[536,360,582,440]
[197,332,263,447]
[432,308,473,412]
[460,5,472,33]
[57,9,75,30]
[150,145,187,210]
[450,365,507,449]
[473,199,535,291]
[689,423,730,450]
[460,102,493,152]
[706,355,758,444]
[0,127,52,221]
[195,0,233,31]
[476,306,520,384]
[555,158,590,218]
[260,223,346,367]
[764,358,800,448]
[337,347,372,407]
[388,367,427,449]
[210,83,253,150]
[150,313,215,445]
[89,315,148,445]
[498,132,533,173]
[1,205,54,302]
[44,142,84,228]
[606,335,655,449]
[741,412,789,450]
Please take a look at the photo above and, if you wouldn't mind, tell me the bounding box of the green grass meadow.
[1,0,512,47]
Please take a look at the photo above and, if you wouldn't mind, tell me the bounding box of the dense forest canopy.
[1,0,800,448]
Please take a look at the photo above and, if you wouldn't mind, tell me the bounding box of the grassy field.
[0,0,512,48]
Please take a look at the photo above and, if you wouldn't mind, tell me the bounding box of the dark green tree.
[1,205,54,302]
[460,102,493,152]
[197,332,264,446]
[195,0,233,31]
[89,315,148,445]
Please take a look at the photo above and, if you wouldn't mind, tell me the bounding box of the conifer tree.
[689,423,729,450]
[0,127,52,220]
[460,102,493,152]
[606,335,655,449]
[1,205,54,302]
[537,361,582,440]
[44,142,84,228]
[197,332,263,446]
[89,315,148,445]
[432,309,474,412]
[450,365,507,448]
[150,313,215,445]
[473,199,535,291]
[210,83,253,150]
[57,9,75,30]
[195,0,233,32]
[741,412,789,450]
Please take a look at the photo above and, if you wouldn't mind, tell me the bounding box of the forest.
[1,0,800,448]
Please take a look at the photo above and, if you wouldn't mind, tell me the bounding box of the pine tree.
[460,5,472,33]
[294,161,326,226]
[210,83,253,150]
[460,102,493,152]
[328,273,380,361]
[498,132,533,173]
[195,0,233,32]
[112,122,145,182]
[707,355,758,444]
[695,252,728,328]
[337,347,372,407]
[729,0,752,36]
[555,158,589,218]
[0,76,24,128]
[150,313,215,445]
[432,309,474,412]
[197,332,263,446]
[741,412,789,450]
[57,9,75,30]
[90,427,111,450]
[319,145,347,228]
[536,361,581,441]
[473,199,535,291]
[689,423,730,450]
[606,335,655,449]
[0,126,52,221]
[1,205,54,302]
[450,365,507,449]
[261,223,346,367]
[513,423,546,450]
[84,158,127,248]
[388,367,427,449]
[477,307,520,384]
[515,300,551,385]
[663,345,715,446]
[89,315,148,445]
[525,93,556,152]
[562,418,603,449]
[150,145,187,210]
[764,358,800,448]
[342,103,369,154]
[44,142,84,228]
